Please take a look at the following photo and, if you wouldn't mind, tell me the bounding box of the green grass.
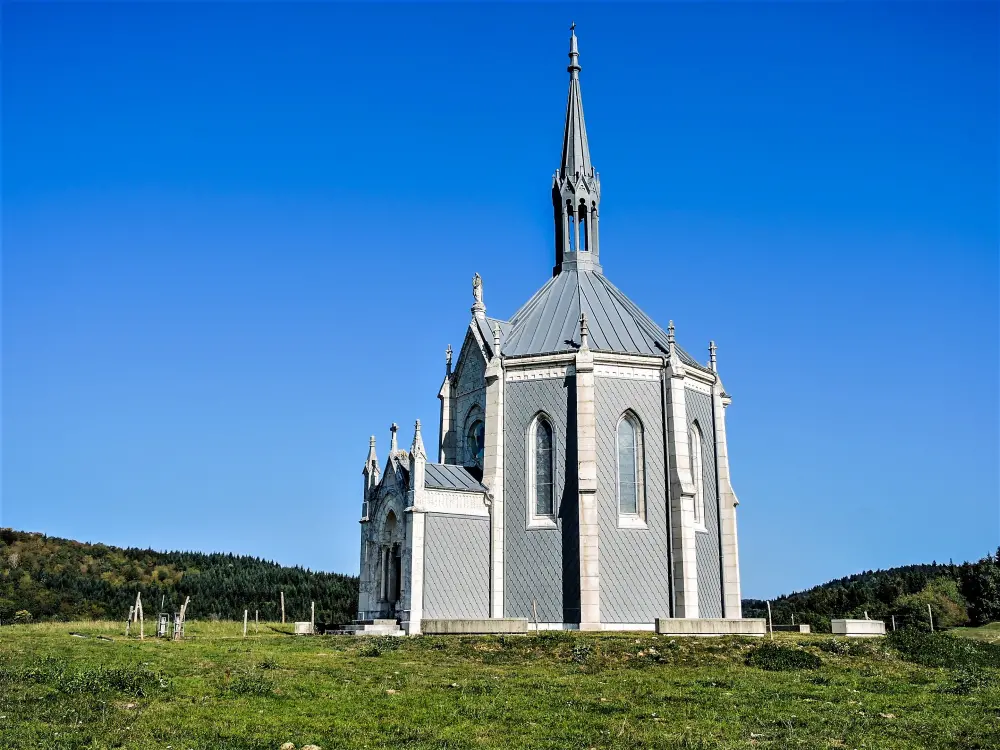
[1,621,999,749]
[952,622,1000,643]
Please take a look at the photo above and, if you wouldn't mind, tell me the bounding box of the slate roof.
[473,316,511,359]
[499,267,702,366]
[424,463,488,492]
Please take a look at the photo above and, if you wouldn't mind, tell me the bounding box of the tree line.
[0,528,358,624]
[743,550,1000,632]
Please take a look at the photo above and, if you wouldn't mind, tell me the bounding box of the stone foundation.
[655,618,766,636]
[421,618,528,635]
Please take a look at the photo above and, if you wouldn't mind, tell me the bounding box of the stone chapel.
[356,29,745,635]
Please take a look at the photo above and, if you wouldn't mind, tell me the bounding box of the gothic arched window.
[616,412,645,522]
[528,415,556,526]
[466,419,485,469]
[690,421,706,530]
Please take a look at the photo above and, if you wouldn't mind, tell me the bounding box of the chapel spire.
[553,24,601,276]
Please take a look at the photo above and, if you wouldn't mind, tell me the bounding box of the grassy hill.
[1,621,998,749]
[0,528,357,625]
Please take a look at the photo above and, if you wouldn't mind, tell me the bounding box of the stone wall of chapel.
[594,375,672,624]
[686,387,723,618]
[503,376,578,623]
[453,338,487,466]
[422,513,490,619]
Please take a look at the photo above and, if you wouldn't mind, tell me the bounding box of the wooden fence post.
[243,610,248,638]
[281,592,285,624]
[766,601,773,640]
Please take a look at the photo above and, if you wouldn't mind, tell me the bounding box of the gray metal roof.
[501,267,702,365]
[424,463,488,492]
[473,316,510,359]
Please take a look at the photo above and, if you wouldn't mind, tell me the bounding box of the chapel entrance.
[377,511,402,618]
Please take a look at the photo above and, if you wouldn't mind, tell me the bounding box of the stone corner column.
[713,381,742,618]
[575,347,601,630]
[483,353,506,618]
[438,375,454,464]
[665,363,699,618]
[401,508,426,635]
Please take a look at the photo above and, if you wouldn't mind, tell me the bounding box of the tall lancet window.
[578,202,588,252]
[616,412,646,525]
[567,201,578,252]
[528,415,556,526]
[690,422,706,530]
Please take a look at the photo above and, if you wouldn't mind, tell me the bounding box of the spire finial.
[709,340,717,372]
[568,23,581,78]
[493,322,502,355]
[667,320,675,345]
[579,311,590,350]
[445,344,453,374]
[390,422,399,452]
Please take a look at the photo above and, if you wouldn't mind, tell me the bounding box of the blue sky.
[4,2,997,599]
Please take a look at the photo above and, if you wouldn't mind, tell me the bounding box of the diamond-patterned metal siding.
[595,377,672,623]
[686,388,723,618]
[423,514,490,619]
[503,378,577,622]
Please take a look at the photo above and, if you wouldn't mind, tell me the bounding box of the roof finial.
[365,434,378,467]
[445,344,453,374]
[667,320,675,357]
[709,340,717,372]
[390,422,398,453]
[579,311,590,350]
[493,322,502,356]
[471,272,486,318]
[411,419,426,459]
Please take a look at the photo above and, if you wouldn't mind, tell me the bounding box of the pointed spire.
[552,25,601,275]
[390,422,398,453]
[367,435,378,464]
[561,23,592,181]
[709,341,717,372]
[411,419,427,460]
[579,311,590,350]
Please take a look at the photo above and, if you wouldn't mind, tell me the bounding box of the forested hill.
[0,529,357,624]
[743,552,1000,632]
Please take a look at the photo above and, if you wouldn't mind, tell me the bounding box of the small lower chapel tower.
[357,29,745,634]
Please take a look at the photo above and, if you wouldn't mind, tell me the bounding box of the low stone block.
[655,618,767,636]
[421,618,528,635]
[771,624,811,633]
[294,622,314,635]
[831,619,885,637]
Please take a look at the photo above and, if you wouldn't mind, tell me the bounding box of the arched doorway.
[377,510,402,618]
